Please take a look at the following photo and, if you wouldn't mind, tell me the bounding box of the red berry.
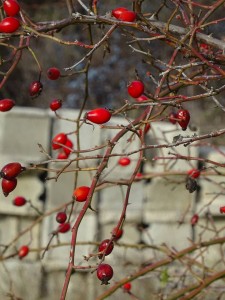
[118,10,136,22]
[50,99,62,111]
[3,0,20,16]
[123,282,132,292]
[0,99,15,112]
[135,172,143,179]
[0,162,24,180]
[118,157,131,166]
[97,264,113,285]
[58,222,71,233]
[176,109,190,130]
[57,151,69,159]
[187,168,200,179]
[0,17,20,33]
[63,138,73,155]
[127,81,144,98]
[168,112,177,124]
[98,239,114,258]
[139,123,151,136]
[13,196,26,206]
[112,227,123,241]
[56,211,67,224]
[112,7,128,19]
[73,186,90,202]
[191,214,199,226]
[47,67,61,80]
[2,178,17,196]
[136,94,148,102]
[220,206,225,214]
[18,245,29,259]
[52,133,67,150]
[86,108,111,124]
[29,81,43,98]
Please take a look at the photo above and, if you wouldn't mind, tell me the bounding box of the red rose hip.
[0,17,20,33]
[50,99,62,111]
[0,99,15,112]
[86,108,111,124]
[176,109,190,130]
[56,211,67,224]
[58,222,71,233]
[52,133,67,150]
[73,186,90,202]
[13,196,27,206]
[187,168,200,179]
[47,67,61,80]
[18,245,29,259]
[118,10,136,22]
[97,264,113,285]
[98,239,114,258]
[0,162,24,180]
[2,178,17,196]
[128,80,144,98]
[112,7,128,19]
[3,0,20,16]
[29,81,43,98]
[118,157,131,166]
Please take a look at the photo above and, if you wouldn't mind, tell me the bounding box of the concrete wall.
[0,107,224,300]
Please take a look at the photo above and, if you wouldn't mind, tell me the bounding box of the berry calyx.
[97,264,113,285]
[86,108,111,124]
[112,227,123,241]
[0,99,15,112]
[3,0,20,16]
[58,222,71,233]
[123,282,132,292]
[2,178,17,196]
[187,168,200,179]
[47,67,61,80]
[98,239,114,258]
[13,196,26,206]
[176,109,190,131]
[127,80,144,98]
[168,112,177,124]
[0,162,24,180]
[191,214,199,226]
[18,245,29,259]
[0,17,20,33]
[52,133,67,150]
[56,212,67,224]
[118,157,131,166]
[29,81,43,98]
[50,99,62,111]
[73,186,90,202]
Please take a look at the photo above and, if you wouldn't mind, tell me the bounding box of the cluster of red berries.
[169,109,190,130]
[29,67,61,99]
[0,162,25,196]
[52,133,74,159]
[112,7,136,22]
[96,226,123,284]
[0,0,20,33]
[55,211,71,233]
